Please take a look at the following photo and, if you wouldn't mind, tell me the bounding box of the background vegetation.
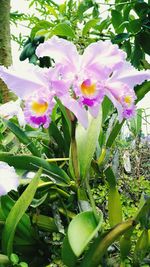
[0,0,150,266]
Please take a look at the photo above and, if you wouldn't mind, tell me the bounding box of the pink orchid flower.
[0,62,88,128]
[36,36,150,121]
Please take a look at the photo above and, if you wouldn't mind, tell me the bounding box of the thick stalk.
[0,0,12,103]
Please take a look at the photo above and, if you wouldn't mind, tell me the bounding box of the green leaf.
[79,220,134,267]
[51,23,76,38]
[104,166,116,187]
[55,98,71,133]
[135,81,150,102]
[137,31,150,55]
[30,21,54,39]
[108,187,122,227]
[105,167,122,227]
[62,235,77,267]
[0,195,35,242]
[128,19,141,33]
[95,18,111,32]
[134,229,149,264]
[2,168,42,256]
[68,211,103,257]
[76,108,102,179]
[102,97,113,124]
[4,120,41,157]
[106,121,124,148]
[111,10,123,33]
[134,2,148,18]
[48,121,68,155]
[0,153,70,185]
[112,33,129,44]
[77,0,94,20]
[46,5,58,18]
[131,36,143,68]
[82,19,99,35]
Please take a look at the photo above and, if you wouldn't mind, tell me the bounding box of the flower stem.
[71,117,80,185]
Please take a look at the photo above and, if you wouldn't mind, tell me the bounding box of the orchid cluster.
[0,36,150,129]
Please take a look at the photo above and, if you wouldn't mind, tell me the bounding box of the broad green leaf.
[48,121,68,155]
[0,153,70,185]
[68,211,103,257]
[0,195,35,242]
[131,37,143,68]
[105,167,122,227]
[76,108,102,179]
[137,31,150,55]
[35,29,50,39]
[102,96,113,124]
[128,19,141,33]
[82,19,99,35]
[62,235,77,267]
[106,121,124,148]
[104,166,116,187]
[2,168,42,256]
[30,21,54,38]
[134,2,148,18]
[135,81,150,102]
[51,23,76,38]
[79,220,134,267]
[111,10,123,33]
[4,120,41,157]
[108,187,122,227]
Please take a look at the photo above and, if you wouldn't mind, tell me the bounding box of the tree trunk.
[0,0,12,103]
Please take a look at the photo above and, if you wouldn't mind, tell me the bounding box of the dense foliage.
[0,0,150,266]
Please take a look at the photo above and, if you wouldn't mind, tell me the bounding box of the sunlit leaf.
[76,108,102,179]
[51,23,76,38]
[68,211,103,257]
